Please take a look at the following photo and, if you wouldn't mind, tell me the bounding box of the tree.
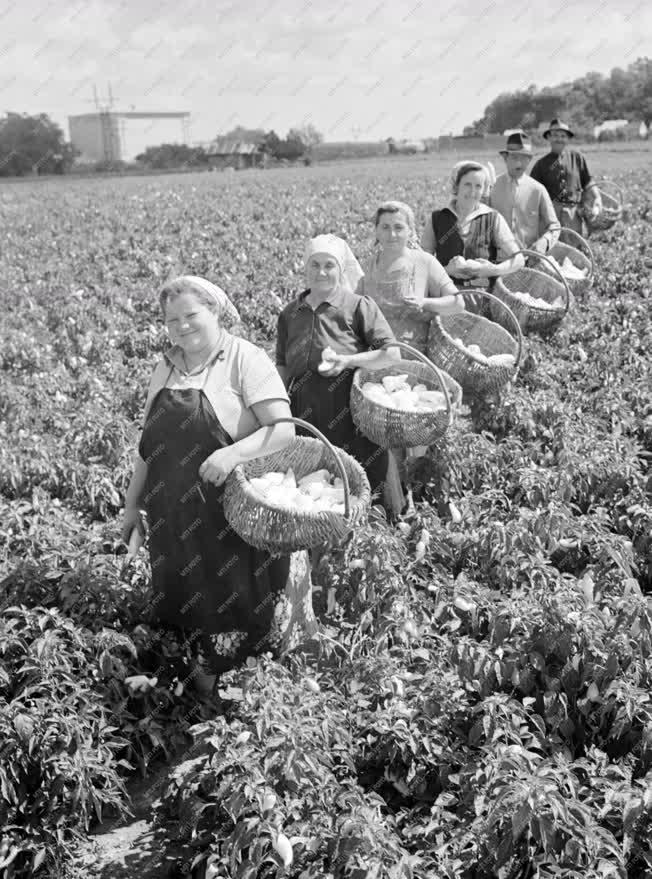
[0,113,77,176]
[465,57,652,134]
[259,130,282,157]
[286,124,323,150]
[274,134,305,161]
[259,130,306,161]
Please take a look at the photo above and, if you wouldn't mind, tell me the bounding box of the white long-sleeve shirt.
[489,173,561,251]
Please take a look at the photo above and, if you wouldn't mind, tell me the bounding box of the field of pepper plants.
[0,147,651,879]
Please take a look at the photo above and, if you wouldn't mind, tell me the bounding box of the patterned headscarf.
[161,275,241,329]
[374,200,420,249]
[304,234,364,293]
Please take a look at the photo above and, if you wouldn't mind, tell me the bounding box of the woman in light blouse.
[358,200,464,354]
[421,162,524,292]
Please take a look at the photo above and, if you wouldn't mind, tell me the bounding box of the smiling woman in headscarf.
[275,234,400,507]
[359,201,464,355]
[121,275,317,696]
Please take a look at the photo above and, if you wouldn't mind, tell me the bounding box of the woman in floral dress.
[122,275,317,694]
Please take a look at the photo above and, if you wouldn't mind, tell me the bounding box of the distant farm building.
[206,139,266,170]
[68,112,190,163]
[593,118,629,138]
[593,118,647,139]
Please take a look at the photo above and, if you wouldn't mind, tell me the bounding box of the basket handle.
[265,416,352,519]
[377,340,454,426]
[454,288,524,368]
[596,178,624,206]
[510,248,571,318]
[557,228,595,280]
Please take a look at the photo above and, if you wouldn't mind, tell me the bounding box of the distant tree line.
[0,114,325,176]
[4,57,651,179]
[464,57,652,135]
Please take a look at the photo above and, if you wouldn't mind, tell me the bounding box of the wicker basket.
[350,341,460,449]
[546,228,594,296]
[492,249,571,334]
[427,289,523,397]
[223,417,371,555]
[583,179,624,233]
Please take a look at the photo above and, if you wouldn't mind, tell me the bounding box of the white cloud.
[2,0,651,145]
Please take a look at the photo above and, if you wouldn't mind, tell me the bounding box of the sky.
[2,0,651,157]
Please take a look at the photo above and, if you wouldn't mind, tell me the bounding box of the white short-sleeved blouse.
[143,331,289,443]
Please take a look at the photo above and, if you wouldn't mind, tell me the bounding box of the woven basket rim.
[433,312,519,367]
[352,361,456,415]
[228,436,370,520]
[549,242,591,266]
[497,271,566,313]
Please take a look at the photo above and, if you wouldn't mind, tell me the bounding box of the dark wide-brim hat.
[543,119,574,139]
[499,130,533,156]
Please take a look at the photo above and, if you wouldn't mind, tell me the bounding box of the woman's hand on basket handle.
[199,399,295,485]
[199,447,239,488]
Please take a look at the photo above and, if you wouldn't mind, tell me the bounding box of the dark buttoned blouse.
[276,287,395,378]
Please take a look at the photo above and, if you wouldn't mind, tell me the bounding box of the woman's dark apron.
[138,365,291,674]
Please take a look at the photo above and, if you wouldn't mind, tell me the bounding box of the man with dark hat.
[489,130,560,253]
[529,119,602,235]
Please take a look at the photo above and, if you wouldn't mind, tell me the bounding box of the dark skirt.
[289,369,389,502]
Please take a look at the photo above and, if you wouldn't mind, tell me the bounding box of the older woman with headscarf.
[121,275,317,696]
[358,200,464,354]
[275,234,400,506]
[421,161,524,291]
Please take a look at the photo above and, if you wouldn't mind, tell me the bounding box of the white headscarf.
[164,275,241,329]
[304,234,364,294]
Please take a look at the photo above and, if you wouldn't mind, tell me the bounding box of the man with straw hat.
[530,119,602,235]
[489,131,560,253]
